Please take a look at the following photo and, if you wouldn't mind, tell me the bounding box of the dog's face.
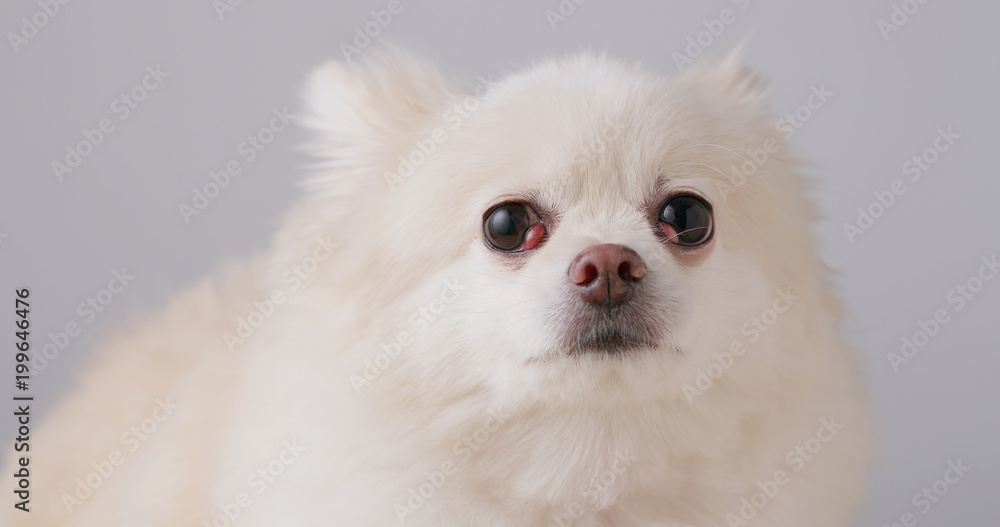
[301,51,817,405]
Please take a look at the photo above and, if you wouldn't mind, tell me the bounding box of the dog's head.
[290,48,825,406]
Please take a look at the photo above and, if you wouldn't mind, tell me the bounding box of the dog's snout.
[568,244,645,308]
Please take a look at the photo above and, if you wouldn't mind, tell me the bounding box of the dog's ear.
[677,45,767,112]
[299,46,464,193]
[269,47,464,282]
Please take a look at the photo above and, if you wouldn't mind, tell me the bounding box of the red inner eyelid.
[660,223,680,244]
[522,224,546,251]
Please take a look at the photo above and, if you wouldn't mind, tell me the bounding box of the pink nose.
[568,244,645,308]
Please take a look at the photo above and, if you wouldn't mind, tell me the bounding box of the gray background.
[1,0,998,525]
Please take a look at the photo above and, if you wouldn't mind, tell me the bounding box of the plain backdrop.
[1,1,998,525]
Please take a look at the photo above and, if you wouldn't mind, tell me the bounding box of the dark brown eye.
[483,202,546,252]
[658,195,713,246]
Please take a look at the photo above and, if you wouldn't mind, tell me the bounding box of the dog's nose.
[568,244,645,308]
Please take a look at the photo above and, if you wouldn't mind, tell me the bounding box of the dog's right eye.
[483,202,545,252]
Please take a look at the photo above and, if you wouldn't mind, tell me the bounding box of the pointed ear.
[271,48,463,277]
[299,46,464,180]
[677,45,768,111]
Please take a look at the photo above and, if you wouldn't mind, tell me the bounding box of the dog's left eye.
[658,195,713,246]
[483,202,546,252]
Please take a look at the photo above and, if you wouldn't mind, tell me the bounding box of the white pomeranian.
[9,48,873,526]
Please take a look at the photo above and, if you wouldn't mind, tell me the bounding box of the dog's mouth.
[566,325,659,356]
[549,288,673,358]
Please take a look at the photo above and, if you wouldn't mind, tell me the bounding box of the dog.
[8,47,873,526]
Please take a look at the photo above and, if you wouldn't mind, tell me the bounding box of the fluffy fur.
[7,48,873,526]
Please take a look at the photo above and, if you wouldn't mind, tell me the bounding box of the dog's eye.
[483,202,545,252]
[658,195,713,246]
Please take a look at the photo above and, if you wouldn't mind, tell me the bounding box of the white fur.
[7,48,873,527]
